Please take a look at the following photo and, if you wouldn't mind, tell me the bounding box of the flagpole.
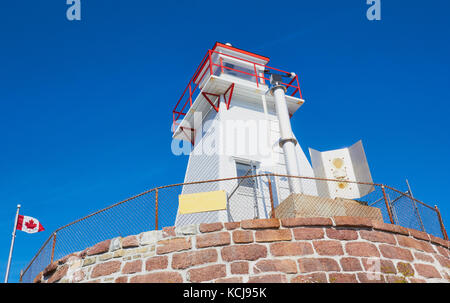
[4,204,21,283]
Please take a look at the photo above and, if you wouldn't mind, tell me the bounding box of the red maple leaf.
[25,219,37,230]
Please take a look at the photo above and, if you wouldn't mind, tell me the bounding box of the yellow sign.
[178,190,227,214]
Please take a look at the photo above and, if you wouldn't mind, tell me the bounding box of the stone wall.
[34,217,450,283]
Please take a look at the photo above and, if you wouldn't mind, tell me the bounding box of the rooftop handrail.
[172,50,303,128]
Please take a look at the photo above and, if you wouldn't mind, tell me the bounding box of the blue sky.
[1,1,449,282]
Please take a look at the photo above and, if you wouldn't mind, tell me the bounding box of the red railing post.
[435,205,448,240]
[188,84,193,106]
[295,75,302,99]
[208,50,213,77]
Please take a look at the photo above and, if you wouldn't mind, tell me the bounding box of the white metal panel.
[309,140,374,199]
[348,140,375,197]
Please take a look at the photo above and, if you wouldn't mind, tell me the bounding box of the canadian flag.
[16,215,45,234]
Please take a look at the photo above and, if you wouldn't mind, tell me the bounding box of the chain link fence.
[20,174,448,283]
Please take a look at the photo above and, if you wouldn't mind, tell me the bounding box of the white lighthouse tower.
[172,42,318,226]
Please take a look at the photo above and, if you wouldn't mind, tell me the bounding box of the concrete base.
[274,193,383,222]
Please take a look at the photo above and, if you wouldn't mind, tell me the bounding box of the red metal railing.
[172,49,303,130]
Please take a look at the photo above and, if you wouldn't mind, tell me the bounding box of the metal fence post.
[51,232,57,263]
[381,185,395,224]
[155,188,159,231]
[434,205,448,240]
[267,175,275,218]
[405,179,426,232]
